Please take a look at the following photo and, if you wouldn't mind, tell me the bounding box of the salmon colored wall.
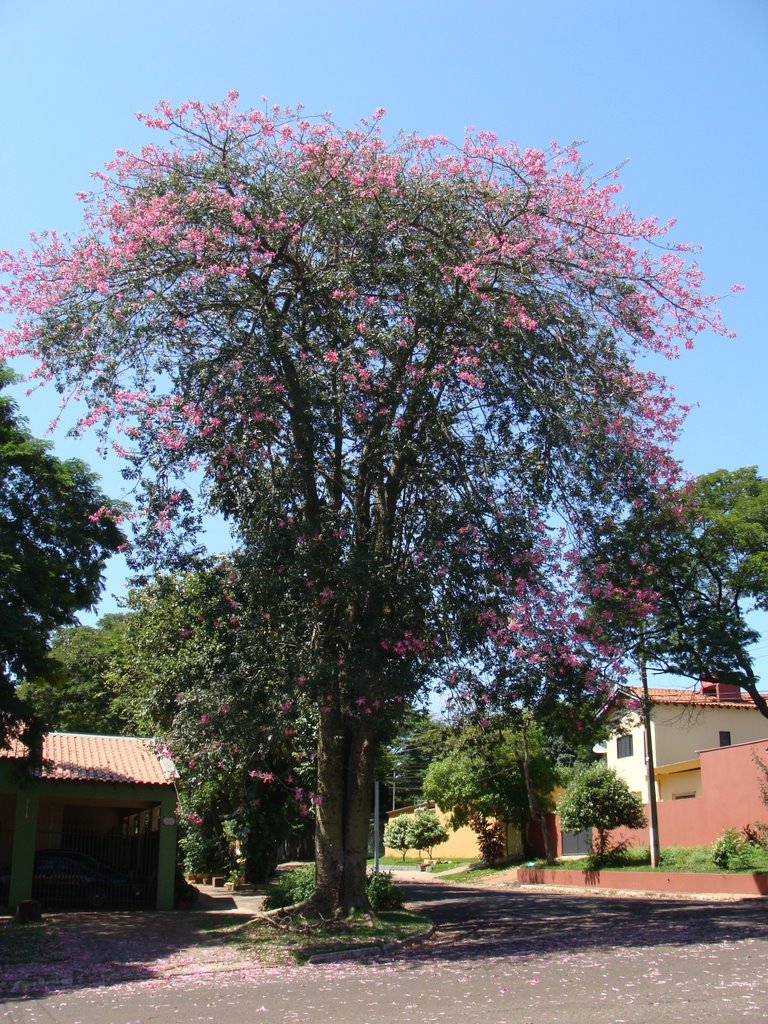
[532,739,768,859]
[612,738,768,850]
[518,866,768,896]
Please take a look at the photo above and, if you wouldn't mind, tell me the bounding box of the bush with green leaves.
[383,815,414,861]
[264,865,317,908]
[406,812,450,859]
[365,871,404,911]
[178,819,234,876]
[558,762,646,863]
[711,828,752,870]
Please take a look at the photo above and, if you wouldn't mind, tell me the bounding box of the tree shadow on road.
[399,880,768,965]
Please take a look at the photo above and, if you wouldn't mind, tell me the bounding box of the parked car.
[0,849,147,909]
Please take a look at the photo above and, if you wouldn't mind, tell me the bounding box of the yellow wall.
[607,701,768,803]
[606,714,650,800]
[652,704,768,765]
[657,768,702,802]
[384,806,483,860]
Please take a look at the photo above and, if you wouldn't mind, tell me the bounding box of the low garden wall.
[517,867,768,897]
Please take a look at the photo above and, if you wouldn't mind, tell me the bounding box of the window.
[719,731,731,747]
[617,734,634,759]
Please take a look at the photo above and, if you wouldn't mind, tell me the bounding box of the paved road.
[2,880,767,1022]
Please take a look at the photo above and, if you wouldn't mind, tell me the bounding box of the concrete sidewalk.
[0,883,269,997]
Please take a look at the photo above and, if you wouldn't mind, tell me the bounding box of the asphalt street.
[2,880,767,1023]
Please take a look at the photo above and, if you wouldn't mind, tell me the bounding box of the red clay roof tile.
[0,733,176,786]
[625,685,766,710]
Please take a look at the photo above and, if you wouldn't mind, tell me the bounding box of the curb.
[306,925,436,964]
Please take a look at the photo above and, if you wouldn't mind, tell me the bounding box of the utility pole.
[639,637,661,868]
[373,780,381,873]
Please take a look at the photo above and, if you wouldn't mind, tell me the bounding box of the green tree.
[588,467,768,716]
[0,98,729,912]
[405,811,449,859]
[382,815,413,862]
[558,762,646,861]
[0,367,124,747]
[423,722,556,863]
[18,615,132,735]
[109,561,318,883]
[378,711,450,810]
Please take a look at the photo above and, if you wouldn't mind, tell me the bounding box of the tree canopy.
[558,762,646,861]
[423,720,557,862]
[17,614,131,736]
[587,467,768,715]
[0,367,124,746]
[0,96,732,911]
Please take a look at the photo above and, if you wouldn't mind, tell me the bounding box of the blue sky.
[1,0,766,669]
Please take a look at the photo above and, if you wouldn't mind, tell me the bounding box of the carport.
[0,732,178,911]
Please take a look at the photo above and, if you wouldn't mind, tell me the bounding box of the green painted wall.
[0,767,177,912]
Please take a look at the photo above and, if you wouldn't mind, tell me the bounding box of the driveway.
[0,885,268,995]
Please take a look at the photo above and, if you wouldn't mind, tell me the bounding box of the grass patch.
[429,859,474,874]
[530,845,768,874]
[437,861,522,885]
[367,857,473,872]
[235,909,432,964]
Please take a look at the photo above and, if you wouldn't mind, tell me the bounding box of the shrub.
[711,828,752,870]
[469,814,507,865]
[742,822,768,848]
[366,871,404,911]
[265,865,404,911]
[264,865,317,908]
[406,812,449,859]
[589,839,632,869]
[178,822,232,876]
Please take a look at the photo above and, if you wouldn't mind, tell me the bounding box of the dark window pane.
[617,735,634,758]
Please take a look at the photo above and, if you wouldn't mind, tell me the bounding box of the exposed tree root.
[261,898,375,934]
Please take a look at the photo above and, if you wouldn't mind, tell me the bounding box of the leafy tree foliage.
[587,467,768,716]
[423,721,556,862]
[0,97,730,911]
[382,808,449,860]
[382,815,413,861]
[109,560,318,883]
[558,762,646,860]
[0,367,123,746]
[378,710,450,809]
[405,811,450,859]
[18,615,131,735]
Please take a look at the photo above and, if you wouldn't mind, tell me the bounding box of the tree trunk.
[520,723,556,863]
[313,710,375,915]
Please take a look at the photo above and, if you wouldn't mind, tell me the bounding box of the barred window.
[617,734,634,759]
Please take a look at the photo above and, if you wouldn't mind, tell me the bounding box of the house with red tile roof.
[607,680,768,803]
[602,679,768,849]
[0,733,178,912]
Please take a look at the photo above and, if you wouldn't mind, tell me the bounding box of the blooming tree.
[0,95,733,912]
